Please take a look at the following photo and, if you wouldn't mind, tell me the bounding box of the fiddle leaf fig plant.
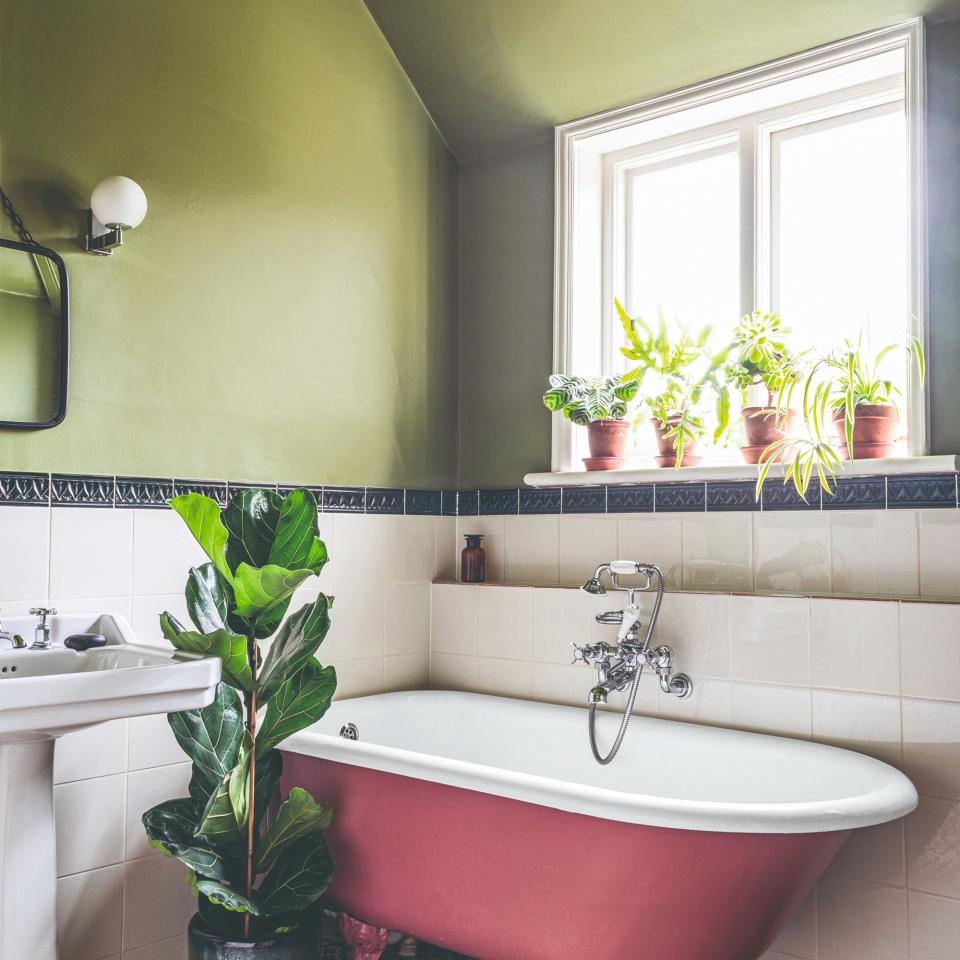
[542,373,639,425]
[143,487,336,942]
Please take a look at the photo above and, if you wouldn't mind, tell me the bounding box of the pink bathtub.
[282,691,916,960]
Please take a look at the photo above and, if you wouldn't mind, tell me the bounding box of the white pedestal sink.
[0,612,220,960]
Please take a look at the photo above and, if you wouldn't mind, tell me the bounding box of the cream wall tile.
[54,774,125,877]
[656,677,733,726]
[128,715,183,771]
[812,690,902,767]
[681,512,753,591]
[55,719,128,784]
[558,515,618,587]
[903,698,960,800]
[730,595,810,686]
[384,582,429,656]
[434,516,457,580]
[532,662,591,708]
[478,657,533,699]
[131,594,186,648]
[320,584,384,661]
[901,602,960,701]
[811,598,900,694]
[125,763,192,861]
[384,652,429,690]
[50,596,134,625]
[919,511,960,598]
[817,875,908,960]
[731,683,811,737]
[617,514,683,590]
[386,515,436,585]
[771,889,816,959]
[430,652,479,692]
[326,515,392,586]
[122,854,196,950]
[907,891,960,960]
[658,592,731,679]
[0,505,50,602]
[131,510,206,596]
[504,516,559,584]
[828,818,905,886]
[431,583,478,654]
[532,587,592,664]
[332,657,384,700]
[830,509,919,597]
[478,585,532,660]
[58,863,123,960]
[50,508,134,599]
[456,516,505,582]
[754,512,831,593]
[906,796,960,898]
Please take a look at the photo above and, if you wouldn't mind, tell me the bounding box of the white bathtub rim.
[283,692,918,835]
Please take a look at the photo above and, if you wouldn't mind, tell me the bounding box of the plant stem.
[244,624,259,941]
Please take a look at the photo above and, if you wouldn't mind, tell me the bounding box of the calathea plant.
[142,487,336,945]
[541,373,639,424]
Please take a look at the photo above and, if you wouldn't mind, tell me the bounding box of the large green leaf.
[142,799,237,883]
[170,494,233,585]
[258,598,332,702]
[227,732,253,834]
[257,833,334,917]
[197,879,261,916]
[256,788,333,873]
[254,749,284,830]
[270,489,328,574]
[169,684,244,808]
[257,660,336,752]
[198,767,242,841]
[160,613,253,692]
[232,563,313,622]
[224,489,283,571]
[185,562,233,634]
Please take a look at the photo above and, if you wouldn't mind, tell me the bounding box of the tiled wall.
[0,502,453,960]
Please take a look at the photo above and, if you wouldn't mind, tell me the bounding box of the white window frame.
[552,19,927,474]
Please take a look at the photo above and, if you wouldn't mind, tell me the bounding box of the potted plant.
[542,373,640,469]
[725,310,798,463]
[142,486,337,959]
[757,333,924,499]
[616,299,731,468]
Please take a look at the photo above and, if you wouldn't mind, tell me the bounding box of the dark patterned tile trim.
[277,484,323,506]
[173,479,228,506]
[655,482,706,512]
[52,474,115,507]
[562,485,606,513]
[607,483,654,513]
[761,481,821,511]
[441,490,459,516]
[0,471,49,506]
[457,490,479,516]
[228,481,279,496]
[322,487,366,513]
[478,489,519,515]
[519,488,561,514]
[406,489,442,515]
[706,481,758,511]
[822,477,887,511]
[116,476,174,509]
[366,487,405,514]
[887,473,958,509]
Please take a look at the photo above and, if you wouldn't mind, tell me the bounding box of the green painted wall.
[0,0,459,486]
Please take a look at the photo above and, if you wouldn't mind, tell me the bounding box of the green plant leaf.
[256,788,333,873]
[232,564,313,622]
[197,879,261,916]
[142,799,237,883]
[257,833,334,917]
[224,489,283,571]
[185,562,233,634]
[254,749,284,830]
[258,597,332,702]
[227,732,253,834]
[257,661,336,753]
[160,613,253,691]
[198,767,242,841]
[170,494,233,585]
[169,683,244,808]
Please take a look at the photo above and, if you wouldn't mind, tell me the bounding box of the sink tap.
[0,611,27,650]
[29,607,57,650]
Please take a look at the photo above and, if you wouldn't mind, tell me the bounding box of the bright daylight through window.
[551,23,924,488]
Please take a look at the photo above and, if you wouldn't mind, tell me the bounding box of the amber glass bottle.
[460,534,486,583]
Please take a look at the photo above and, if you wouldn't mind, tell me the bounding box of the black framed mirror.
[0,237,69,429]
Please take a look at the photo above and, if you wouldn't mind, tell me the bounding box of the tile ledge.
[524,455,959,487]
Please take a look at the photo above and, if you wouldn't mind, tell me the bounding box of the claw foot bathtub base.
[338,913,389,960]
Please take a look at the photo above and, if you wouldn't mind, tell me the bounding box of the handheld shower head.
[580,576,606,596]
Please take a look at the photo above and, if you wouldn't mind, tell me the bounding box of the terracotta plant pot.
[740,407,798,465]
[653,418,702,468]
[583,419,629,471]
[832,404,899,460]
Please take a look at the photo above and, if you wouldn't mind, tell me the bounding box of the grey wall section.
[458,18,960,487]
[927,17,960,456]
[458,140,555,488]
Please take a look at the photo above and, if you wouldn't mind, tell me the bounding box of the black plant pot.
[187,914,319,960]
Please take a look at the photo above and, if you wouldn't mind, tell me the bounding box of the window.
[553,21,925,473]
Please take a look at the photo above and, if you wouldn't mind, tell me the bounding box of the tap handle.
[30,607,57,623]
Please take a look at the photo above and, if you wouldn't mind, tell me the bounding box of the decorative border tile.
[228,481,278,496]
[457,490,479,516]
[277,484,323,505]
[366,487,405,514]
[0,471,49,506]
[822,477,887,511]
[322,487,365,513]
[887,473,958,509]
[561,486,606,513]
[478,489,519,515]
[51,474,114,507]
[519,488,561,514]
[761,481,821,511]
[116,476,174,509]
[706,481,757,511]
[173,479,228,506]
[407,490,442,515]
[607,483,654,513]
[655,483,705,512]
[441,491,459,516]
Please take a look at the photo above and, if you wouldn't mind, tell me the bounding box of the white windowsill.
[524,455,959,488]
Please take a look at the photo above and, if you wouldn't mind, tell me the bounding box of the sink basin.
[0,612,220,960]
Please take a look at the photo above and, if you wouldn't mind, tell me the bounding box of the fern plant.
[542,373,639,425]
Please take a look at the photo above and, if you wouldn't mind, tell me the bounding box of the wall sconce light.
[84,176,148,255]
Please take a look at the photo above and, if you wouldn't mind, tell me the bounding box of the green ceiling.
[365,0,959,163]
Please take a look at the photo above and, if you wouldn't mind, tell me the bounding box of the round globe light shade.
[90,176,148,229]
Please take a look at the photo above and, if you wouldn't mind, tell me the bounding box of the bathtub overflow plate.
[339,722,359,740]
